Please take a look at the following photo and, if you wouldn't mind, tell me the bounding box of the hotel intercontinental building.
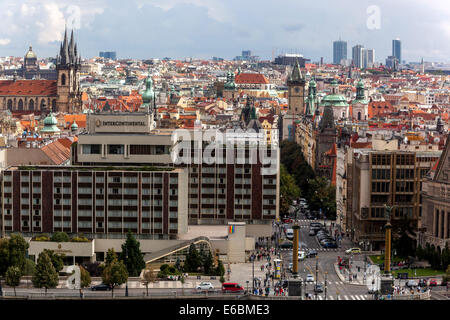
[1,111,279,241]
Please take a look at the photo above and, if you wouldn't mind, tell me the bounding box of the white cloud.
[0,38,11,45]
[149,0,231,23]
[36,3,65,43]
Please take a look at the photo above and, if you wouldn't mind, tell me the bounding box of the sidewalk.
[334,263,366,286]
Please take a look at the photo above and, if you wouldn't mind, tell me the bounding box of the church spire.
[60,27,69,65]
[290,59,302,82]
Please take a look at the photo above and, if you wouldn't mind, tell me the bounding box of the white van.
[286,229,294,240]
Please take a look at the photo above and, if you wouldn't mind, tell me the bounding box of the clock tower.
[287,60,306,115]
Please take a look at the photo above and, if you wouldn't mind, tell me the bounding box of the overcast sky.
[0,0,449,63]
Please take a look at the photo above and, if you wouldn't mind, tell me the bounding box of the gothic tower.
[56,28,81,113]
[287,60,306,116]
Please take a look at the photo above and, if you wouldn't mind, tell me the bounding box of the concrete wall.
[28,240,95,262]
[227,222,246,263]
[245,223,272,238]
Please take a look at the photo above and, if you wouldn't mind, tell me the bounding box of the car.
[322,242,338,248]
[314,283,324,293]
[306,274,315,282]
[196,282,214,291]
[406,280,418,288]
[429,279,438,286]
[309,229,317,236]
[91,283,112,291]
[280,241,293,249]
[222,283,244,293]
[418,279,427,287]
[288,262,293,272]
[368,287,377,294]
[282,218,293,223]
[306,250,318,258]
[345,248,362,255]
[286,229,294,240]
[319,237,334,244]
[298,251,306,260]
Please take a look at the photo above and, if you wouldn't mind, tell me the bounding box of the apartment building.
[348,150,440,250]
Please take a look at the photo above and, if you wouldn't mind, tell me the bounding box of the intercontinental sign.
[96,120,146,127]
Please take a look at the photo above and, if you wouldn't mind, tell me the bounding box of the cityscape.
[0,1,449,310]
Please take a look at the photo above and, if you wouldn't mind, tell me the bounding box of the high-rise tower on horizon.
[333,39,347,65]
[392,39,401,64]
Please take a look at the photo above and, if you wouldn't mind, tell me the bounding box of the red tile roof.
[235,73,269,85]
[41,140,71,165]
[0,80,57,96]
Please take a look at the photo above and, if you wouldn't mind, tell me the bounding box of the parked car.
[91,283,112,291]
[196,282,214,291]
[429,279,438,286]
[286,229,294,240]
[280,241,293,249]
[306,274,314,282]
[306,250,318,258]
[406,280,418,288]
[222,283,244,293]
[345,248,362,255]
[282,217,293,223]
[308,229,317,236]
[368,287,377,294]
[322,242,338,248]
[418,279,427,287]
[314,283,324,293]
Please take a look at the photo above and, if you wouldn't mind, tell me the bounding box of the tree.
[306,177,337,219]
[80,265,91,288]
[175,258,182,272]
[0,238,10,276]
[8,234,29,271]
[184,244,202,273]
[5,266,21,296]
[23,258,36,276]
[102,249,128,297]
[280,164,301,215]
[141,269,156,296]
[32,251,59,295]
[105,248,118,265]
[201,250,214,275]
[119,230,146,277]
[43,249,65,273]
[51,232,69,242]
[83,262,103,277]
[215,260,225,277]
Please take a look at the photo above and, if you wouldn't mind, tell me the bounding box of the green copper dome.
[71,121,78,131]
[41,112,60,133]
[142,75,155,103]
[356,79,364,88]
[309,79,316,87]
[330,78,338,86]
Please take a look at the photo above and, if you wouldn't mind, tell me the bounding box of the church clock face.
[294,87,300,93]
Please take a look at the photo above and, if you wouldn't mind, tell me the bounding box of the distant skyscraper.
[99,51,117,60]
[333,40,347,65]
[362,49,375,68]
[242,50,252,58]
[392,39,401,64]
[352,45,364,68]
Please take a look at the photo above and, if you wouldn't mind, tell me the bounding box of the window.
[96,188,104,194]
[95,199,104,206]
[33,220,40,227]
[63,221,71,227]
[96,222,103,228]
[78,199,92,205]
[154,222,162,229]
[21,187,29,193]
[21,209,29,216]
[63,210,71,216]
[63,199,71,205]
[130,145,152,155]
[22,220,28,227]
[109,176,121,183]
[63,187,71,194]
[169,223,177,230]
[154,210,162,218]
[96,210,104,217]
[124,177,138,183]
[54,210,62,217]
[96,176,105,183]
[79,176,93,183]
[33,198,40,205]
[78,187,92,194]
[78,221,92,228]
[109,188,121,194]
[78,210,92,217]
[34,210,40,216]
[142,210,150,217]
[108,145,124,155]
[82,144,101,155]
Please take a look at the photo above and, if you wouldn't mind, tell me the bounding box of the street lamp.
[124,247,129,297]
[315,256,318,300]
[324,272,328,300]
[246,280,249,294]
[252,258,255,293]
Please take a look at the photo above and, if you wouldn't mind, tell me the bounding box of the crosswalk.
[315,294,370,300]
[280,247,347,252]
[58,280,213,289]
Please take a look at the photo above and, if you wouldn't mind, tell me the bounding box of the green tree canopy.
[215,259,225,277]
[119,230,146,277]
[201,250,214,275]
[280,164,301,215]
[32,251,59,294]
[43,249,65,273]
[0,238,10,276]
[8,233,29,270]
[184,244,202,273]
[5,266,22,296]
[51,232,70,242]
[23,258,36,276]
[79,265,92,288]
[305,177,337,219]
[102,250,128,297]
